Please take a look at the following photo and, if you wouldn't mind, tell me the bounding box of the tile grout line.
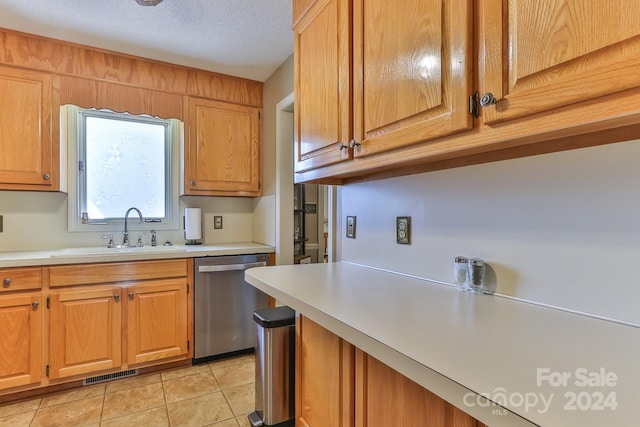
[160,369,170,427]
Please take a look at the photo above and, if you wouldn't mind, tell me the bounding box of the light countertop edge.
[0,242,274,267]
[245,262,640,427]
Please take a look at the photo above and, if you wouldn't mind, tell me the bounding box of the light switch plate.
[346,216,356,238]
[396,216,411,244]
[214,216,223,229]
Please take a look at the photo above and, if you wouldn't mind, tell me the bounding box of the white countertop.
[0,242,274,267]
[245,262,640,427]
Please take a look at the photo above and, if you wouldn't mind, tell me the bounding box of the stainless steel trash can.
[248,306,295,427]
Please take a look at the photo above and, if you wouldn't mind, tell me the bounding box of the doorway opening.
[275,93,334,265]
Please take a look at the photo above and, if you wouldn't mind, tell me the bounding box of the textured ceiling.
[0,0,293,82]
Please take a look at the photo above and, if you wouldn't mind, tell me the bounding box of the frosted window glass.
[84,116,166,219]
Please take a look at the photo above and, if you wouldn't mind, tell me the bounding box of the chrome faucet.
[123,207,143,247]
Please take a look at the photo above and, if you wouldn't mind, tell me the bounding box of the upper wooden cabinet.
[352,0,473,158]
[0,28,264,194]
[479,0,640,124]
[294,0,640,184]
[293,0,472,171]
[0,66,57,191]
[184,97,262,196]
[293,0,352,173]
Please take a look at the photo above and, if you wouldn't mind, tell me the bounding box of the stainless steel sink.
[50,245,186,258]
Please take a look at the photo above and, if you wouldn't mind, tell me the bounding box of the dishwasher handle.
[198,261,267,273]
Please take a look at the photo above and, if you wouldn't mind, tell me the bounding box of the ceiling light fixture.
[135,0,163,5]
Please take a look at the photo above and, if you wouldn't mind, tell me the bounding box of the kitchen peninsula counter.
[0,242,274,267]
[245,262,640,427]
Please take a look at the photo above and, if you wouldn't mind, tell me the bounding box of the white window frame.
[62,105,182,233]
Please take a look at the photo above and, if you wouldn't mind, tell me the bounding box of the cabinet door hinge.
[46,296,50,309]
[46,365,50,378]
[469,91,479,118]
[186,284,190,294]
[187,340,190,351]
[258,111,261,120]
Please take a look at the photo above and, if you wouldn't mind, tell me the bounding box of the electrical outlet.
[214,216,223,229]
[346,216,356,238]
[396,216,411,244]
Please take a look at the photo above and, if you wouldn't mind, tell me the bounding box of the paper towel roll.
[184,208,202,243]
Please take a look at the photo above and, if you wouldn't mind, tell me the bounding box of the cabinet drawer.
[0,267,42,292]
[49,259,188,287]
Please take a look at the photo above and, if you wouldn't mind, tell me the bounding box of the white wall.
[0,191,254,252]
[252,54,294,250]
[340,139,640,326]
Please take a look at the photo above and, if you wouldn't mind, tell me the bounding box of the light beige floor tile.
[30,395,103,427]
[235,414,253,427]
[161,364,212,381]
[166,392,234,427]
[101,405,168,427]
[211,361,254,390]
[208,354,254,370]
[0,410,36,427]
[223,383,254,417]
[41,384,105,407]
[164,372,220,404]
[101,382,165,421]
[105,373,162,394]
[209,418,240,427]
[0,397,41,417]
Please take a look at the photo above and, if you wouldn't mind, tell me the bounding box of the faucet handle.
[101,234,115,248]
[136,234,148,247]
[150,230,157,247]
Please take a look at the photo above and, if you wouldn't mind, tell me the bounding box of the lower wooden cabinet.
[48,285,122,380]
[296,315,485,427]
[47,260,191,382]
[296,315,355,427]
[126,279,188,365]
[356,350,478,427]
[0,292,42,390]
[0,259,192,396]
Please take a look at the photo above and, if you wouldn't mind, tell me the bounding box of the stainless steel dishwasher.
[193,254,270,363]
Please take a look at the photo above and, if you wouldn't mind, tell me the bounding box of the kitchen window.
[63,105,182,232]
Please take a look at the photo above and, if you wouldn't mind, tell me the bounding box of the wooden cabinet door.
[293,0,352,173]
[479,0,640,124]
[0,293,42,390]
[0,66,54,189]
[185,98,261,196]
[355,350,477,427]
[49,286,122,380]
[352,0,473,158]
[296,315,355,427]
[126,279,188,365]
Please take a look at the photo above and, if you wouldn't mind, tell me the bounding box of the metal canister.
[468,258,486,294]
[453,256,469,291]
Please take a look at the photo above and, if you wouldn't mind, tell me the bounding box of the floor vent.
[82,369,139,386]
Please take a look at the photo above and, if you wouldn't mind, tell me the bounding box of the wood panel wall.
[0,27,263,121]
